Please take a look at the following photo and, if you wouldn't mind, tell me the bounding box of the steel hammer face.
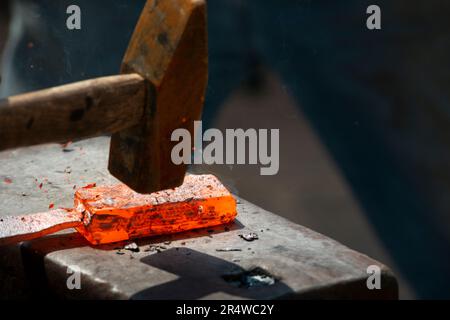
[109,0,208,194]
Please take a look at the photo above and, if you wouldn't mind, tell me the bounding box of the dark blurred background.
[1,0,450,299]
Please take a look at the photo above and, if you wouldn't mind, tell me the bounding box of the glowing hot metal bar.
[0,175,237,246]
[75,174,237,244]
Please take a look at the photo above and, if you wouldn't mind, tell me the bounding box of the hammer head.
[109,0,208,194]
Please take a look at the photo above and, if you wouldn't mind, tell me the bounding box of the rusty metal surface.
[0,137,398,299]
[0,209,82,246]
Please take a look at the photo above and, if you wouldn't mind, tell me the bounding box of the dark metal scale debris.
[239,232,259,242]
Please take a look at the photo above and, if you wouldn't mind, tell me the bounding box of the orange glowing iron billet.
[75,175,237,245]
[0,175,237,246]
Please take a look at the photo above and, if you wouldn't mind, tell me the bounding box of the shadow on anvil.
[131,248,294,300]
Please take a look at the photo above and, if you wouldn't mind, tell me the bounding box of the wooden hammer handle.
[0,74,147,151]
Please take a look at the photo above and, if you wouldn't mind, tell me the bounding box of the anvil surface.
[0,137,397,299]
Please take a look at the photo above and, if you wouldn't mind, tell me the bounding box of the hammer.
[0,0,208,194]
